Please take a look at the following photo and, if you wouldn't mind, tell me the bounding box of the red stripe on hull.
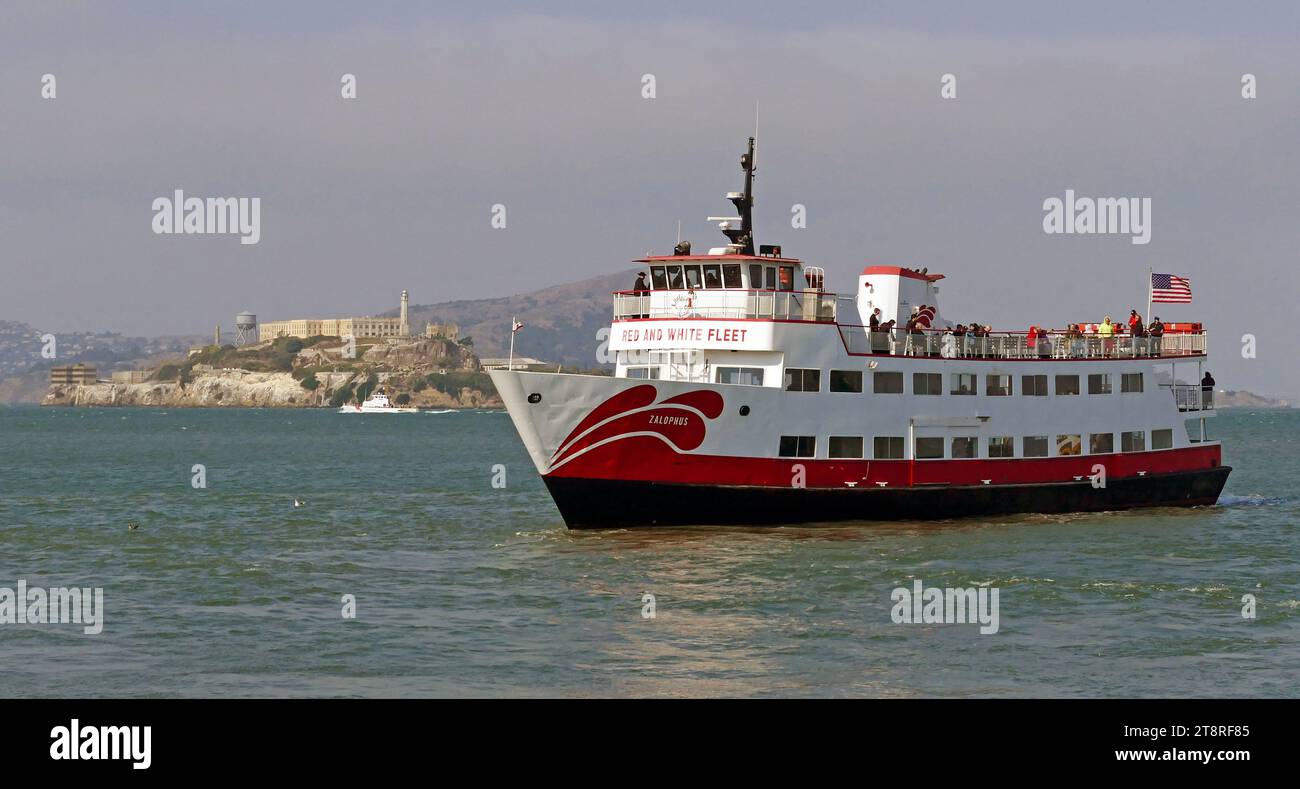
[545,436,1223,489]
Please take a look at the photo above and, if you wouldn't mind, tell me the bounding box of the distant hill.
[1216,389,1292,409]
[385,268,637,367]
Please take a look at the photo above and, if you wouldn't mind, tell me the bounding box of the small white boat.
[338,391,419,414]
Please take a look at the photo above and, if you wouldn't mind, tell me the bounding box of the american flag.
[1151,273,1192,303]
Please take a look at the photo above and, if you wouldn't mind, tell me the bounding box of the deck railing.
[836,327,1208,360]
[613,289,838,322]
[1166,383,1215,411]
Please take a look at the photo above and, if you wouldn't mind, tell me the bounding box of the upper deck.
[612,284,1207,361]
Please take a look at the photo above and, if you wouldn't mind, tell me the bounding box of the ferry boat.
[337,391,418,414]
[490,139,1229,528]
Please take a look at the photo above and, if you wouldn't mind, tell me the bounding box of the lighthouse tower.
[399,290,410,337]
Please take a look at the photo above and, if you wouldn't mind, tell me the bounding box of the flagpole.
[508,315,515,371]
[1145,267,1152,325]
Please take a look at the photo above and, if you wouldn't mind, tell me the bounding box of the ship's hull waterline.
[544,467,1231,528]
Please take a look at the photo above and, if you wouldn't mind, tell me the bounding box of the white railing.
[837,327,1209,361]
[1166,384,1215,411]
[614,290,837,322]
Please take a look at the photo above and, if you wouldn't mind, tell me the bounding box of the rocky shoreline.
[43,370,501,409]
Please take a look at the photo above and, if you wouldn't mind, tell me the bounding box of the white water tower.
[235,312,257,345]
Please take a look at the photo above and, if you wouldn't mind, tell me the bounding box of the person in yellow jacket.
[1097,315,1115,354]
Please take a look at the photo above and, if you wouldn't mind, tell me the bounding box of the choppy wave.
[1218,494,1287,507]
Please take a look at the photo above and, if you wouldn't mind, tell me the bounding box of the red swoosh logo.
[549,385,723,469]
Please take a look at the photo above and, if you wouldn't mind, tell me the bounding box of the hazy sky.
[2,1,1298,394]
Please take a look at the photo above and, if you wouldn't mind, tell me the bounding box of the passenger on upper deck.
[1149,316,1164,354]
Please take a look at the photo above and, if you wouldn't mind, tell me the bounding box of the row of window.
[648,263,799,292]
[776,368,1143,395]
[778,429,1175,459]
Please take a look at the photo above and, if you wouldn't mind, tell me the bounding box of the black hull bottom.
[543,467,1232,528]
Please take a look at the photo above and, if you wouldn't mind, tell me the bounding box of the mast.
[720,137,757,255]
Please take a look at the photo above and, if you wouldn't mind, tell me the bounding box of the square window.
[1121,431,1146,452]
[830,370,863,393]
[874,436,904,459]
[717,366,764,386]
[784,368,820,392]
[1023,435,1049,457]
[1056,434,1082,456]
[873,371,903,394]
[666,266,684,289]
[1055,375,1080,395]
[1152,428,1174,450]
[702,264,722,289]
[913,372,943,395]
[778,435,816,458]
[951,436,978,458]
[915,437,944,459]
[722,264,743,288]
[829,436,864,458]
[1121,372,1143,393]
[989,436,1014,458]
[1089,433,1114,454]
[951,373,976,395]
[1022,374,1048,396]
[1088,373,1112,394]
[986,374,1012,396]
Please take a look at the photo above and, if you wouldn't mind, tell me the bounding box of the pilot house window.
[666,265,684,289]
[702,264,722,289]
[683,265,703,290]
[722,264,743,288]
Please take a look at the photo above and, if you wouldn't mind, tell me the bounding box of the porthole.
[527,393,542,404]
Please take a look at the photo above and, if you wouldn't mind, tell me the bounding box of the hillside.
[384,268,638,366]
